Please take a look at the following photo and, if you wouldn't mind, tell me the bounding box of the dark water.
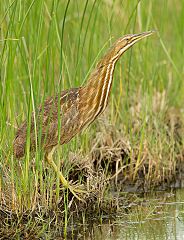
[80,189,184,240]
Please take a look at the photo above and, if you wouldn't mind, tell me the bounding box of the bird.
[13,31,155,201]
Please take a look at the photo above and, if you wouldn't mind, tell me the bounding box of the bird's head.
[111,31,155,61]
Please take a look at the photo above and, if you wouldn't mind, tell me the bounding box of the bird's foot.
[45,154,87,202]
[59,173,87,202]
[67,183,87,202]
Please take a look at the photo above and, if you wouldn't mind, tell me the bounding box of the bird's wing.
[13,88,81,157]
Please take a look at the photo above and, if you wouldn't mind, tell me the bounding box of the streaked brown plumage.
[13,31,155,200]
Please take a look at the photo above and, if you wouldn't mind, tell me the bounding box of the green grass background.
[0,0,183,211]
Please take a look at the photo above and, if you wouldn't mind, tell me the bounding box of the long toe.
[68,185,86,203]
[71,183,87,193]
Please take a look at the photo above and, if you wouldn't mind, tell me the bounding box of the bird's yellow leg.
[45,147,86,202]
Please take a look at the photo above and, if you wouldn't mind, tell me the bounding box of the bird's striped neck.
[79,52,119,127]
[94,60,116,116]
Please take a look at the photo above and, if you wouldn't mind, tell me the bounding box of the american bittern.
[13,31,154,201]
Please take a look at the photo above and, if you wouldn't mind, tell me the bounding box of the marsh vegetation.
[0,0,183,238]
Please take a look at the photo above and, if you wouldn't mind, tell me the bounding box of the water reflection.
[82,189,184,240]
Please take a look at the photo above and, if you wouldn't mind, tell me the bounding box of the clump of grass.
[91,90,184,191]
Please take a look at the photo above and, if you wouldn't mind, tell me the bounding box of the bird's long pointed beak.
[130,30,156,43]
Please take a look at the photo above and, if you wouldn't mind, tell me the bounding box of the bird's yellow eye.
[124,37,130,42]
